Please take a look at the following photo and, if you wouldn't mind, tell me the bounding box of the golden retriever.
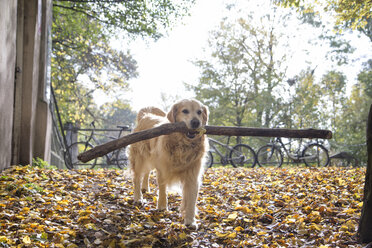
[128,99,209,228]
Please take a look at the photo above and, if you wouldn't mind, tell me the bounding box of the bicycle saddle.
[117,125,130,130]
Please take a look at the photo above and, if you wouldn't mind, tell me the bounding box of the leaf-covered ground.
[0,165,366,247]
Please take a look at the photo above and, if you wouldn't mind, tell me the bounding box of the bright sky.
[120,0,227,111]
[95,0,371,112]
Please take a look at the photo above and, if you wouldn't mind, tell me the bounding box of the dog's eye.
[182,109,189,114]
[197,110,202,115]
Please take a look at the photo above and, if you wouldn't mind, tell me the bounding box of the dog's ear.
[201,105,209,125]
[167,104,178,123]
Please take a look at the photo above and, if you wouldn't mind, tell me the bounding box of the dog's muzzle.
[186,127,206,139]
[190,118,201,129]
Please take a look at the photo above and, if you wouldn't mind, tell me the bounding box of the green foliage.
[274,0,372,41]
[280,69,322,130]
[335,61,372,162]
[53,0,195,40]
[191,4,370,164]
[190,13,287,129]
[52,2,138,125]
[320,71,347,136]
[358,59,372,98]
[32,158,57,170]
[99,99,137,128]
[52,0,194,126]
[295,8,356,66]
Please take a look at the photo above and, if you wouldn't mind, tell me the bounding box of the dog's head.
[167,99,208,138]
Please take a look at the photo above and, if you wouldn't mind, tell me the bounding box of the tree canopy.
[190,2,371,163]
[274,0,372,41]
[189,13,288,129]
[52,0,194,126]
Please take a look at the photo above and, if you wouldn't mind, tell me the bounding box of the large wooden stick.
[204,125,332,139]
[77,122,332,163]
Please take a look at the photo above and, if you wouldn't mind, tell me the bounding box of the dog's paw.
[141,187,149,194]
[133,195,143,205]
[157,198,168,211]
[185,221,198,230]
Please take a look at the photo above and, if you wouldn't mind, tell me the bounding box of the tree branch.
[77,122,332,163]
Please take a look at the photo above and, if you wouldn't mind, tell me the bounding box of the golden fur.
[128,99,209,227]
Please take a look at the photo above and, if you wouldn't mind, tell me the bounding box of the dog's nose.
[190,118,200,129]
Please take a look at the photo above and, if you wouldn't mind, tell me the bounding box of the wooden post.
[77,122,332,163]
[358,104,372,243]
[64,122,78,164]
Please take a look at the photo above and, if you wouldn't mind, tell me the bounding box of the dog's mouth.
[186,131,197,139]
[185,127,206,139]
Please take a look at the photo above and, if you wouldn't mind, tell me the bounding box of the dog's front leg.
[182,179,199,228]
[133,172,143,203]
[156,170,168,210]
[142,172,150,193]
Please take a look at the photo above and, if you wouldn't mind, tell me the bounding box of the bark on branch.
[77,122,332,163]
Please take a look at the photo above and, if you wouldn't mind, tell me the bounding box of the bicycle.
[256,137,329,167]
[64,123,131,169]
[205,136,256,168]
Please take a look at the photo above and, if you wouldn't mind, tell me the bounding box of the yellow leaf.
[235,206,252,214]
[23,236,31,244]
[287,218,296,224]
[211,181,219,186]
[0,236,10,244]
[41,232,48,240]
[85,223,97,230]
[58,200,70,205]
[223,212,238,222]
[343,208,355,214]
[228,212,238,220]
[341,220,357,232]
[215,231,229,238]
[307,211,322,223]
[252,194,260,200]
[309,223,322,231]
[66,244,79,248]
[29,223,38,228]
[179,232,187,240]
[227,232,237,238]
[108,239,116,248]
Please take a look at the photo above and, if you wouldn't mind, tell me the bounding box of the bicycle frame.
[272,138,299,161]
[65,123,131,169]
[208,137,236,165]
[207,136,257,168]
[91,127,130,167]
[271,137,323,162]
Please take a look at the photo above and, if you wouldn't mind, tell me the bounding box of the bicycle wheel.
[64,142,97,169]
[115,147,129,169]
[302,144,329,167]
[229,144,256,168]
[257,145,283,167]
[204,151,214,168]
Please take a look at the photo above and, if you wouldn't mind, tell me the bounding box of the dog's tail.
[136,107,166,123]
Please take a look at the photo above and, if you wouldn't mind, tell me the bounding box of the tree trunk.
[358,104,372,243]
